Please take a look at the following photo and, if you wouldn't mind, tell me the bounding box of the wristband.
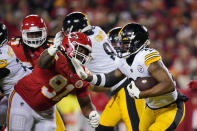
[99,74,106,87]
[90,74,98,85]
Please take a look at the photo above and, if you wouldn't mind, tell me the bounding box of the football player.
[8,15,65,131]
[0,23,31,129]
[92,27,145,131]
[71,22,188,131]
[7,32,100,131]
[62,12,145,131]
[9,14,51,69]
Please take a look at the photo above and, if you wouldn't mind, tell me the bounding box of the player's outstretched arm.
[37,49,55,69]
[71,58,125,87]
[37,31,63,69]
[77,96,100,128]
[139,60,175,98]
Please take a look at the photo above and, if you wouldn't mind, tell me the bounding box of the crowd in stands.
[1,0,197,130]
[1,0,197,89]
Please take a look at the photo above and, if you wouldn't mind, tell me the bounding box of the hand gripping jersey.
[0,45,31,95]
[8,37,53,68]
[85,26,118,73]
[118,48,178,109]
[14,52,89,111]
[85,26,127,92]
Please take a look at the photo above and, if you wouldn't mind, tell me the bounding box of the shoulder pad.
[142,48,161,66]
[0,60,9,68]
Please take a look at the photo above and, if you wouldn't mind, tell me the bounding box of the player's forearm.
[85,69,125,87]
[78,96,95,118]
[139,82,175,98]
[37,50,54,69]
[90,85,111,92]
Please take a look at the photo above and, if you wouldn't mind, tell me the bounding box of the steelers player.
[94,27,145,131]
[0,23,32,129]
[71,22,188,131]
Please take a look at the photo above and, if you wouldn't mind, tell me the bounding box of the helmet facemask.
[22,27,47,48]
[66,33,92,65]
[21,15,47,48]
[120,38,150,58]
[71,44,92,65]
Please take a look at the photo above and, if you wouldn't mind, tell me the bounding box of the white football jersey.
[85,26,118,73]
[118,48,178,109]
[0,45,31,95]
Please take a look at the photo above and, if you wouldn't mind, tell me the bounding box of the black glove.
[0,68,10,79]
[177,91,189,102]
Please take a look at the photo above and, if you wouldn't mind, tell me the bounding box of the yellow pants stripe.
[7,90,15,131]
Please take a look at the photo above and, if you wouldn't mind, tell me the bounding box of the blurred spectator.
[172,45,197,89]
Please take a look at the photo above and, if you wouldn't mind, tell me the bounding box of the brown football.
[132,77,158,91]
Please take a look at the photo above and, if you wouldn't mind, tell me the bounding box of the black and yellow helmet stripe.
[118,23,128,38]
[81,12,90,25]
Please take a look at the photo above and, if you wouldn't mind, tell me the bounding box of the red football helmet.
[21,14,47,48]
[62,32,92,64]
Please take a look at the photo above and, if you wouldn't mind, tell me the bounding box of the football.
[131,77,158,91]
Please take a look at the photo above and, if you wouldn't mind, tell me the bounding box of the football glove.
[127,81,140,98]
[71,57,88,80]
[0,68,10,79]
[88,111,100,128]
[48,31,63,56]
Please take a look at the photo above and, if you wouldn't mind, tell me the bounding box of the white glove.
[71,57,88,80]
[48,31,63,56]
[88,111,100,128]
[127,81,140,98]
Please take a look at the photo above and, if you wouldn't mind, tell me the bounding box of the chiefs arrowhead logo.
[75,80,83,88]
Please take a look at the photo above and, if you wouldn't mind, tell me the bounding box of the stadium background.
[0,0,197,131]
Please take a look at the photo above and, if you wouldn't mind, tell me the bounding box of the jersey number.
[103,42,116,60]
[41,75,75,101]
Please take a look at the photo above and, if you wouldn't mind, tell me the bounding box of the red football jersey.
[8,37,50,68]
[14,52,89,111]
